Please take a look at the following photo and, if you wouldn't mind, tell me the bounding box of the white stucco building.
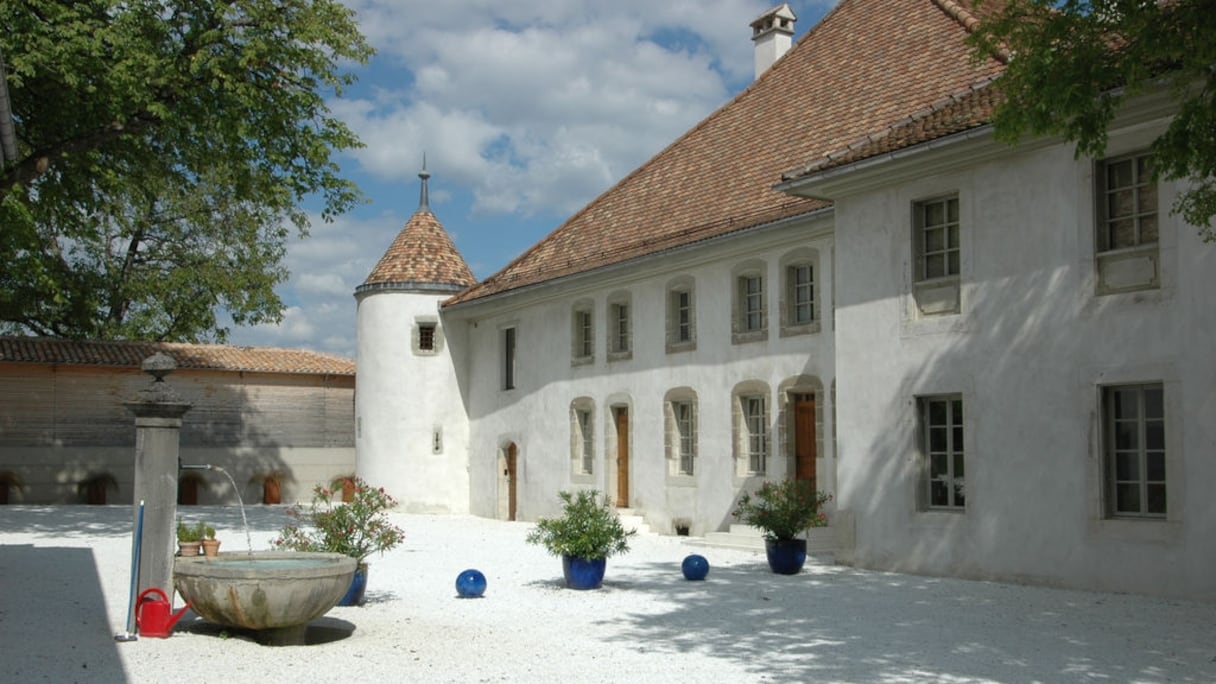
[355,0,1215,600]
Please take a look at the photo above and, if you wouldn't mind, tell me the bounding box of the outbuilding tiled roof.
[0,336,355,376]
[358,210,476,294]
[446,0,1006,307]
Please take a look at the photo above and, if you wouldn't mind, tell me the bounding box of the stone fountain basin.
[174,551,355,642]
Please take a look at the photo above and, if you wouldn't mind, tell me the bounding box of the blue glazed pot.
[336,564,368,606]
[561,555,607,590]
[764,538,807,575]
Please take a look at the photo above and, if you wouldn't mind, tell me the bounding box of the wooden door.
[615,408,629,507]
[506,443,518,521]
[794,394,817,490]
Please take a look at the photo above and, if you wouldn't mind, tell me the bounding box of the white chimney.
[751,3,797,79]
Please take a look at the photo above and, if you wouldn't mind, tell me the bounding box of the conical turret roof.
[356,165,476,295]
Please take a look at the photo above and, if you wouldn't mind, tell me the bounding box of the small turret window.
[413,318,443,355]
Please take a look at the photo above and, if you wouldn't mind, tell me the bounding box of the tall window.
[921,395,964,509]
[745,395,768,474]
[666,278,696,353]
[675,402,695,475]
[674,291,691,342]
[789,264,814,325]
[742,276,764,332]
[607,293,632,359]
[1104,383,1165,517]
[915,196,960,281]
[571,304,593,363]
[502,327,516,390]
[573,406,594,475]
[612,303,630,352]
[1098,154,1157,253]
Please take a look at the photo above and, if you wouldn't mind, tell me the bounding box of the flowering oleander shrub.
[525,490,636,560]
[273,477,404,566]
[732,479,832,541]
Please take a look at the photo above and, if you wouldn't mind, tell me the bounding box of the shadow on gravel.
[594,557,1216,684]
[0,544,128,681]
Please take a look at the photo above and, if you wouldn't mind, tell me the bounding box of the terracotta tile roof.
[446,0,1006,307]
[782,78,1003,180]
[358,210,476,294]
[0,336,355,376]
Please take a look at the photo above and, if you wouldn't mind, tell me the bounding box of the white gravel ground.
[2,504,1214,683]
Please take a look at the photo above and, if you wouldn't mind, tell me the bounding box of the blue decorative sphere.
[681,554,710,581]
[455,569,487,598]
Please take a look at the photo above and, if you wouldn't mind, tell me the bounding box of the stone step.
[615,509,652,535]
[692,525,837,558]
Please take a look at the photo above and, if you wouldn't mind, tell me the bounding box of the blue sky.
[227,1,837,357]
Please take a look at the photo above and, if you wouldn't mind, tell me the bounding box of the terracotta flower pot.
[202,539,221,557]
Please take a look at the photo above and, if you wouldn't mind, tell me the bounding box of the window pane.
[947,198,959,223]
[948,224,959,249]
[1139,215,1158,244]
[1145,422,1164,451]
[951,400,963,423]
[1115,484,1140,513]
[925,254,945,279]
[1115,451,1139,481]
[953,453,964,478]
[925,201,944,226]
[1113,389,1138,419]
[947,251,960,275]
[1146,451,1165,481]
[1108,189,1134,219]
[925,227,945,252]
[1138,182,1157,214]
[931,480,949,507]
[1146,484,1167,514]
[1108,159,1133,190]
[1144,388,1163,419]
[1114,422,1138,450]
[1109,219,1136,249]
[930,453,947,478]
[930,427,947,452]
[928,400,946,424]
[954,483,965,507]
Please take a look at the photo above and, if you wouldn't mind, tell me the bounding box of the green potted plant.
[272,477,405,605]
[525,490,636,590]
[176,518,205,557]
[732,478,832,575]
[201,525,221,557]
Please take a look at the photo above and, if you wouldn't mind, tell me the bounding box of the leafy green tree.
[0,0,372,340]
[970,0,1216,237]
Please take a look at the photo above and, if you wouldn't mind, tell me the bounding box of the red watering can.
[136,588,191,638]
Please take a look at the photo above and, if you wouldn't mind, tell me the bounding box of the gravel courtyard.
[2,505,1213,683]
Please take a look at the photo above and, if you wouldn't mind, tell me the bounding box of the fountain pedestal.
[124,353,192,604]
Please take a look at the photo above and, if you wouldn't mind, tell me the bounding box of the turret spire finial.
[418,153,431,211]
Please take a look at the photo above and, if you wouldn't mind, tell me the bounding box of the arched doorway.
[499,442,518,521]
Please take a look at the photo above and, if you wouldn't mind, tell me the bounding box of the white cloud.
[334,0,771,218]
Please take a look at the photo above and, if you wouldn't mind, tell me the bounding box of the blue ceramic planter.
[764,538,807,575]
[336,564,368,606]
[561,555,607,590]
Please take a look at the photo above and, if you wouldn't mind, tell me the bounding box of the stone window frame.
[412,316,443,356]
[732,381,771,478]
[570,397,596,481]
[917,394,965,511]
[570,299,595,366]
[1094,151,1160,295]
[665,276,697,354]
[911,194,961,317]
[779,248,820,338]
[663,387,698,480]
[731,260,768,345]
[606,290,633,361]
[1101,382,1166,519]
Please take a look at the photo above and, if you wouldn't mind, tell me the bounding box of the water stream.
[210,466,254,558]
[182,463,254,557]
